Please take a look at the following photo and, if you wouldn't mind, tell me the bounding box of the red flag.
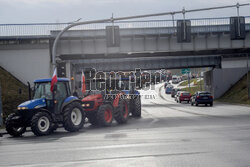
[50,68,58,92]
[81,71,86,94]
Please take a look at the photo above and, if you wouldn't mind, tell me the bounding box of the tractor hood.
[82,94,102,102]
[18,98,46,109]
[122,90,140,95]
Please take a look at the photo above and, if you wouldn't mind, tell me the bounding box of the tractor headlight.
[82,103,90,107]
[18,107,28,110]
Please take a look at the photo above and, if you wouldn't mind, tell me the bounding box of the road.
[1,83,250,167]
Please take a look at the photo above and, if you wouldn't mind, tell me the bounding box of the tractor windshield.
[33,82,53,99]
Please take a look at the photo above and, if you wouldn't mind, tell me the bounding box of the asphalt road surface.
[1,83,250,167]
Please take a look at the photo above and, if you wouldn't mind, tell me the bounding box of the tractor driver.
[53,83,67,112]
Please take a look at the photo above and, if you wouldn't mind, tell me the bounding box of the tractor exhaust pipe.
[27,82,31,100]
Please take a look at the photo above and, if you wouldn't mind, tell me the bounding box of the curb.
[214,101,250,107]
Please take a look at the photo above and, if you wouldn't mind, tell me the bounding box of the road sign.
[181,68,190,74]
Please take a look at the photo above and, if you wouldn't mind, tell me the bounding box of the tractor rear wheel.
[6,113,26,137]
[130,96,141,117]
[114,99,129,124]
[97,104,113,126]
[63,102,85,132]
[31,112,52,136]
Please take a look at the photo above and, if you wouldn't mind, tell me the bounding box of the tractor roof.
[34,78,69,83]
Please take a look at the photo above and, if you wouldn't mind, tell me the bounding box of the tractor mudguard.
[103,100,113,108]
[38,108,57,122]
[6,114,23,126]
[63,96,79,103]
[61,97,82,112]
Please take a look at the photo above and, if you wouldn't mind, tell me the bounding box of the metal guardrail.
[0,16,250,37]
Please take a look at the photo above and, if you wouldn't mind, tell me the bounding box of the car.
[172,79,178,84]
[171,88,181,98]
[176,91,191,103]
[172,76,179,84]
[165,85,173,94]
[164,82,170,89]
[190,91,213,106]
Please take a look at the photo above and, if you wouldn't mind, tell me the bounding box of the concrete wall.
[204,68,247,99]
[0,44,51,85]
[222,58,250,69]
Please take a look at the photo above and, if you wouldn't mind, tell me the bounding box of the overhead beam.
[59,48,250,60]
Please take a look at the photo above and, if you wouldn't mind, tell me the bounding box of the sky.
[0,0,249,24]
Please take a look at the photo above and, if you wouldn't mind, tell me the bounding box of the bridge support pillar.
[205,68,247,99]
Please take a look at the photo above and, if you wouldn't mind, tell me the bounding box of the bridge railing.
[0,16,250,37]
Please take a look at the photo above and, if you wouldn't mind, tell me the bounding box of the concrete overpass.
[0,17,250,87]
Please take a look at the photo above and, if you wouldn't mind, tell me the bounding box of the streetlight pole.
[0,85,3,128]
[247,54,250,99]
[200,71,202,91]
[188,72,191,92]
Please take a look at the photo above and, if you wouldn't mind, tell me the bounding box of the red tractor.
[81,78,141,126]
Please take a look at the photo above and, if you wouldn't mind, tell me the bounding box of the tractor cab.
[31,78,71,112]
[5,78,85,137]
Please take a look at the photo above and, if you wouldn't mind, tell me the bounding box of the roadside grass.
[179,78,198,87]
[181,86,203,95]
[180,79,204,95]
[0,66,28,120]
[196,79,204,86]
[217,73,250,105]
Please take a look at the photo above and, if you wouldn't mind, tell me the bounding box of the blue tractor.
[5,78,85,137]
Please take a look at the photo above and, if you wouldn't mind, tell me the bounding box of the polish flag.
[81,71,86,94]
[50,68,58,92]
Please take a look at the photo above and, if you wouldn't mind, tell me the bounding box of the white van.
[172,75,179,84]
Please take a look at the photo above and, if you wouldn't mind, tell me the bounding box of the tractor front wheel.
[97,104,113,126]
[5,113,26,137]
[88,113,99,126]
[114,99,129,124]
[63,102,85,132]
[130,96,141,117]
[31,112,52,136]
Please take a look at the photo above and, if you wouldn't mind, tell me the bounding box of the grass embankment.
[179,79,197,87]
[181,79,204,95]
[218,73,250,105]
[0,66,28,120]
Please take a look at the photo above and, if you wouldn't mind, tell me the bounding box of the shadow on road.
[4,129,83,143]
